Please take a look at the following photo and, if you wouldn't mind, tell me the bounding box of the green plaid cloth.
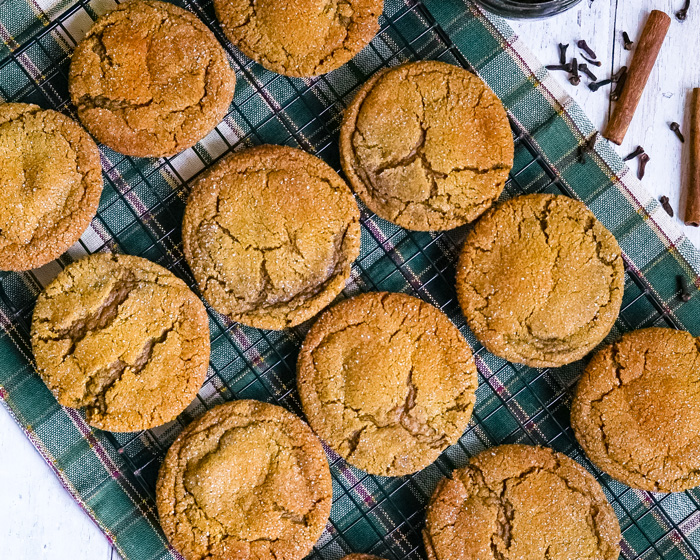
[0,0,699,559]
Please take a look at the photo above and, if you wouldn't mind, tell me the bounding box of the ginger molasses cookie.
[213,0,382,77]
[182,145,361,330]
[423,445,621,560]
[297,291,478,477]
[340,61,514,231]
[69,0,235,157]
[456,194,624,367]
[572,327,700,493]
[31,253,210,432]
[156,399,333,560]
[0,104,102,271]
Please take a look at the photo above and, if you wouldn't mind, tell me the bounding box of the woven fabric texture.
[0,0,699,559]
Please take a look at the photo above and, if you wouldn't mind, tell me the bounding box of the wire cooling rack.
[0,0,698,559]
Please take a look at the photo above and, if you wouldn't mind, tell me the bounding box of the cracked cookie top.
[156,399,333,560]
[213,0,382,77]
[69,0,235,157]
[31,253,210,432]
[423,444,621,560]
[572,327,700,493]
[297,291,478,476]
[0,103,102,271]
[456,194,624,367]
[340,61,514,231]
[182,144,361,330]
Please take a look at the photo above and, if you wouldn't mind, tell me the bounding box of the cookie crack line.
[341,61,513,230]
[75,9,211,120]
[184,146,360,329]
[218,0,375,76]
[306,295,475,466]
[0,107,98,259]
[36,277,138,355]
[585,342,700,490]
[162,404,332,560]
[467,195,622,364]
[86,321,178,416]
[199,217,353,312]
[474,460,610,559]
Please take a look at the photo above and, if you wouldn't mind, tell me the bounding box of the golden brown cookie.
[423,444,621,560]
[456,194,624,367]
[69,0,235,157]
[572,327,700,492]
[213,0,382,77]
[0,104,102,271]
[156,399,333,560]
[297,291,478,477]
[182,144,361,330]
[31,253,210,432]
[340,61,514,231]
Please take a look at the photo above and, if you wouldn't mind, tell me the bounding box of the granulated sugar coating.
[572,327,700,493]
[297,291,478,477]
[423,444,622,560]
[213,0,382,77]
[0,103,102,271]
[69,0,235,157]
[340,61,514,231]
[182,144,361,330]
[456,193,624,367]
[31,253,210,432]
[156,400,333,560]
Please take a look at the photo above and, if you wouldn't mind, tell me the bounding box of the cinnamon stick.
[684,89,700,227]
[604,11,671,145]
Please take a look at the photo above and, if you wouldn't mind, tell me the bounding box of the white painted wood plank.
[511,0,617,131]
[612,2,700,248]
[512,0,700,249]
[0,407,116,559]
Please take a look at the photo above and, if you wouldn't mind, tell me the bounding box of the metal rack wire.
[0,0,697,558]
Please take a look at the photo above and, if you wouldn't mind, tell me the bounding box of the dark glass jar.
[475,0,582,18]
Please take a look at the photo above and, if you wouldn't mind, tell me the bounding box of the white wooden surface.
[1,1,698,558]
[0,407,117,558]
[512,0,700,249]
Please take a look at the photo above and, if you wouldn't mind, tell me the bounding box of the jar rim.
[475,0,582,18]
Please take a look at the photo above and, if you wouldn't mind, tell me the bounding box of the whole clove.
[611,69,628,101]
[638,153,650,179]
[577,132,599,164]
[546,64,569,71]
[569,57,580,86]
[577,40,597,60]
[678,275,692,302]
[670,121,686,143]
[623,146,645,161]
[589,79,612,92]
[558,43,569,65]
[578,63,598,81]
[612,66,628,83]
[677,0,690,21]
[659,195,674,217]
[581,55,602,67]
[622,31,634,51]
[587,131,599,148]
